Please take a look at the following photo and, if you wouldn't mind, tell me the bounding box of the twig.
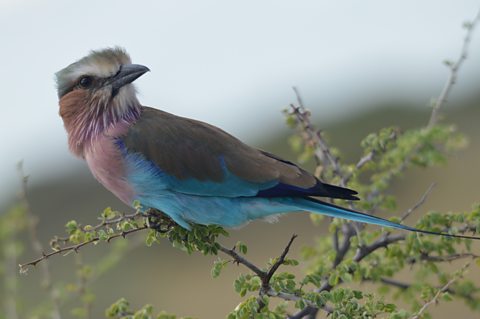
[219,235,299,286]
[289,231,408,318]
[90,211,142,232]
[291,87,345,182]
[355,152,375,170]
[218,235,316,313]
[316,232,407,296]
[427,9,480,128]
[408,252,479,264]
[332,224,355,268]
[217,245,266,278]
[373,276,478,305]
[365,10,480,206]
[17,163,62,319]
[343,129,398,185]
[353,233,405,263]
[410,261,471,319]
[19,225,148,273]
[379,277,411,290]
[266,288,327,312]
[400,183,436,223]
[262,234,298,290]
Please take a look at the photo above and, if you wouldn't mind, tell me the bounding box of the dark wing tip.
[322,183,360,201]
[256,180,361,200]
[258,151,361,200]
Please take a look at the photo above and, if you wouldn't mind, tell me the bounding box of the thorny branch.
[263,234,298,290]
[19,205,147,272]
[19,225,148,273]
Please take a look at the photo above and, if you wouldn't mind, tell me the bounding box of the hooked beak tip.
[110,63,150,94]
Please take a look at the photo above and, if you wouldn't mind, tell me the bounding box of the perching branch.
[19,225,148,273]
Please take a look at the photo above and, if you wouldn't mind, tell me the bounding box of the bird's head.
[56,47,149,156]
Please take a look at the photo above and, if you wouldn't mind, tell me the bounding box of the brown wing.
[121,106,357,200]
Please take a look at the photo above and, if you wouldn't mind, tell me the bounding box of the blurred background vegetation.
[1,94,479,318]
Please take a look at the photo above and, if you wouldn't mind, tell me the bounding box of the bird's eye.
[78,76,93,88]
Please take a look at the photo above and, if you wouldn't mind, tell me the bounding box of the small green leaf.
[236,241,248,255]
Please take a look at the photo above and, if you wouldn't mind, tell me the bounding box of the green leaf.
[211,258,228,278]
[236,241,248,255]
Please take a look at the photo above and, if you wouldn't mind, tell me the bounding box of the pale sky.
[0,0,479,204]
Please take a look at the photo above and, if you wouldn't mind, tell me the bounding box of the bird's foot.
[145,208,177,233]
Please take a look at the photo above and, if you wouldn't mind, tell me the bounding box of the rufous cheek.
[59,90,89,129]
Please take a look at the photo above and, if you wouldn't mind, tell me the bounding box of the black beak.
[109,64,150,96]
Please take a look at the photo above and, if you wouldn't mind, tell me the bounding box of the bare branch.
[263,234,298,289]
[379,277,411,290]
[219,235,301,311]
[290,87,345,182]
[353,233,405,263]
[333,224,355,268]
[355,151,375,170]
[315,232,407,296]
[288,306,320,319]
[218,234,326,316]
[217,245,266,278]
[428,9,480,128]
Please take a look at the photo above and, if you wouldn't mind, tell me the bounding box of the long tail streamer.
[302,198,480,240]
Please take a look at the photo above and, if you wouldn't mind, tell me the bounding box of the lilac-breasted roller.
[56,47,479,240]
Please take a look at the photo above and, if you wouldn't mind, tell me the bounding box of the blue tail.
[296,197,480,241]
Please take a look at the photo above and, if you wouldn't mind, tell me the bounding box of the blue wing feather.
[117,139,277,197]
[117,138,359,200]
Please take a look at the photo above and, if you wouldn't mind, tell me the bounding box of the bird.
[56,47,479,240]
